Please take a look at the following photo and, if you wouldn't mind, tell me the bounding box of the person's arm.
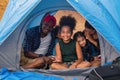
[54,43,62,63]
[69,42,83,69]
[23,28,40,58]
[70,42,83,68]
[76,42,83,61]
[24,51,39,58]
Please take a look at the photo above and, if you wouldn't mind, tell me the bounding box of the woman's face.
[77,36,86,47]
[85,27,95,35]
[60,26,72,42]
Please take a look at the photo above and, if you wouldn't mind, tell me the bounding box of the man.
[21,14,56,69]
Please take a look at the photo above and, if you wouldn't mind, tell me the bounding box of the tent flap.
[0,0,120,77]
[67,0,120,53]
[0,0,41,45]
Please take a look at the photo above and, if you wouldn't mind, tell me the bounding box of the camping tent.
[0,0,120,80]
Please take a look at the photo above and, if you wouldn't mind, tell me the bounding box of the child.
[73,31,101,66]
[50,16,91,70]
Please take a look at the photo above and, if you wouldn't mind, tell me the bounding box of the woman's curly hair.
[59,16,76,32]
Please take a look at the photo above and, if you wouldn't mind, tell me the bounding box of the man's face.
[42,20,54,34]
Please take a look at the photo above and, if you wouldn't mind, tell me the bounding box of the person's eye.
[82,38,85,41]
[45,24,48,26]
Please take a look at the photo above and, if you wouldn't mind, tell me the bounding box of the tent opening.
[20,10,102,70]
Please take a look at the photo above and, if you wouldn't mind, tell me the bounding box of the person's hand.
[47,58,53,65]
[84,30,92,39]
[47,56,56,65]
[69,64,77,69]
[53,57,62,63]
[49,56,56,61]
[94,55,101,61]
[85,33,93,41]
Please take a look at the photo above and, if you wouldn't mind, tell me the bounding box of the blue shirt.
[23,26,55,56]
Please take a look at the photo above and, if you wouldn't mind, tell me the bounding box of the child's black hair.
[59,16,76,32]
[85,21,95,30]
[73,31,85,41]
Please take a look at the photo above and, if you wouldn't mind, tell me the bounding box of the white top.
[35,33,51,55]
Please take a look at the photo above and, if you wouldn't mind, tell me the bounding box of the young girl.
[51,16,91,70]
[73,31,101,66]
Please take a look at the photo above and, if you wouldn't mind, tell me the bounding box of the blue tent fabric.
[0,68,64,80]
[0,0,120,52]
[0,0,75,70]
[0,0,74,45]
[67,0,120,53]
[0,0,41,45]
[0,0,120,80]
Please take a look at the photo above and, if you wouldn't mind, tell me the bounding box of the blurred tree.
[0,0,8,20]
